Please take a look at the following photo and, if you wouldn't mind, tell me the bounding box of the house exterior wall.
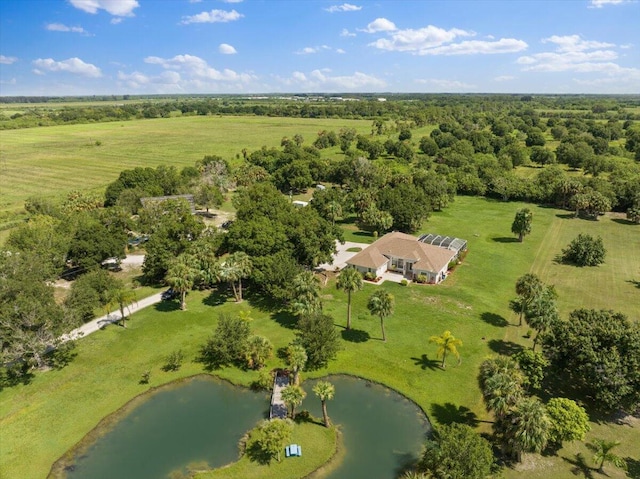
[352,264,387,278]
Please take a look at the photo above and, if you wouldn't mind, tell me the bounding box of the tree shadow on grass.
[272,311,298,330]
[49,343,78,370]
[341,329,370,343]
[612,218,636,226]
[246,440,273,465]
[430,402,480,427]
[202,289,229,307]
[626,279,640,289]
[480,312,509,327]
[556,213,577,220]
[487,339,524,356]
[154,300,181,312]
[491,237,520,243]
[625,457,640,479]
[411,354,441,371]
[562,453,595,479]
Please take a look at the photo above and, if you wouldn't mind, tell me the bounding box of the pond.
[62,375,430,479]
[303,376,431,479]
[64,377,267,479]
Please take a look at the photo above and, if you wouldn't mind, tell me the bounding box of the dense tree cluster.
[543,309,640,412]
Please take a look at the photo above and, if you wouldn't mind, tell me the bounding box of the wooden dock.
[269,372,289,419]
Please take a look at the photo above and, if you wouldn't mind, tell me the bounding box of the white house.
[345,231,457,283]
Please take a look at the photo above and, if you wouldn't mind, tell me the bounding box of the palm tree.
[312,381,335,427]
[336,267,363,330]
[511,208,533,242]
[514,273,543,326]
[504,396,550,462]
[220,251,252,302]
[367,290,394,342]
[280,385,306,420]
[429,330,462,368]
[106,288,137,328]
[230,252,252,301]
[245,335,273,370]
[524,285,559,350]
[291,271,322,317]
[165,256,197,310]
[482,372,524,420]
[586,439,627,473]
[327,200,342,226]
[285,344,307,386]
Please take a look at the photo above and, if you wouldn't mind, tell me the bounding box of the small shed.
[292,200,309,208]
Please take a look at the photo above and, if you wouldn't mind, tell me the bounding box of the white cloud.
[143,54,255,82]
[370,26,473,52]
[219,43,237,54]
[46,23,89,34]
[189,0,203,3]
[221,0,243,2]
[361,18,396,33]
[325,3,362,13]
[589,0,633,8]
[181,9,243,24]
[516,33,640,89]
[336,48,346,54]
[517,50,619,71]
[295,45,331,55]
[494,75,516,82]
[0,55,18,65]
[340,28,356,37]
[69,0,139,16]
[366,22,527,56]
[32,57,102,77]
[117,70,182,89]
[282,69,386,91]
[0,77,17,85]
[415,78,476,90]
[111,17,123,24]
[542,35,615,52]
[517,34,623,72]
[418,38,528,56]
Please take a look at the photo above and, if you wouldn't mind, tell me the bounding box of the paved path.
[61,292,164,342]
[317,240,369,272]
[270,373,290,419]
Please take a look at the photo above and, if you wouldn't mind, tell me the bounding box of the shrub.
[198,313,251,369]
[140,371,151,384]
[363,271,376,281]
[252,369,274,391]
[401,279,409,286]
[416,274,428,284]
[561,233,606,266]
[162,350,184,372]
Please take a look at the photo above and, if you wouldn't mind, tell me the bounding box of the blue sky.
[1,0,638,96]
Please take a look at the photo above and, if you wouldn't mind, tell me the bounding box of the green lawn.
[0,116,371,224]
[199,422,337,479]
[1,196,638,479]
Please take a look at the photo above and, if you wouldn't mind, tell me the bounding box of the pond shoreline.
[49,372,431,479]
[48,374,263,479]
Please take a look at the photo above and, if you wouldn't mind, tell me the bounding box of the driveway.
[61,291,163,343]
[317,240,370,272]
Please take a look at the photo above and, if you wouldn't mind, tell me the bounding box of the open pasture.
[0,116,371,222]
[0,197,638,479]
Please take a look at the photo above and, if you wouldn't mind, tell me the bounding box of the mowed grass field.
[2,196,638,479]
[0,116,371,222]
